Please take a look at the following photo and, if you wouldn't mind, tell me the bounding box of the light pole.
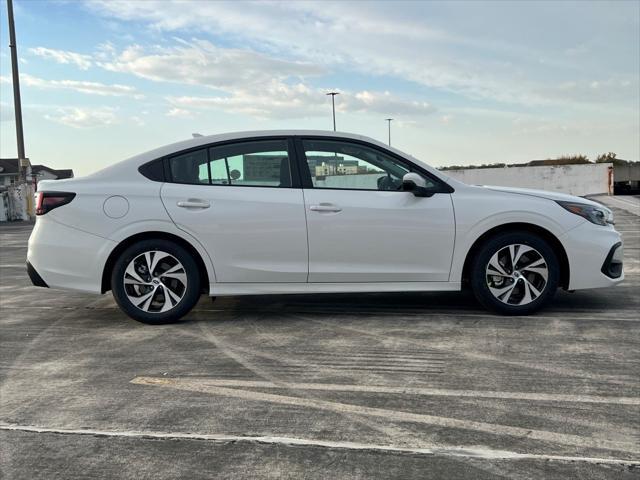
[385,118,393,146]
[326,91,339,131]
[7,0,26,182]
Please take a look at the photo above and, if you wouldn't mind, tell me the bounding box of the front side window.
[302,139,425,191]
[209,139,291,187]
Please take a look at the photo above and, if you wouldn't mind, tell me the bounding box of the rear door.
[297,137,455,283]
[161,137,308,283]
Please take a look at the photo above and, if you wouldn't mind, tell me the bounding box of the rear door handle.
[177,199,210,209]
[310,203,342,213]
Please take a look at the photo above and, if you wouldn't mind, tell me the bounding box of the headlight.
[556,201,614,226]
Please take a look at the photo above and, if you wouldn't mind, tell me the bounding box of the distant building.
[242,154,286,183]
[0,159,20,187]
[0,159,74,188]
[31,164,74,184]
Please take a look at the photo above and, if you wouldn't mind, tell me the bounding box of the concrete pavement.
[1,198,639,479]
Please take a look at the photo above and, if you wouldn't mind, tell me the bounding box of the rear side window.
[138,158,165,182]
[169,149,209,185]
[167,139,293,187]
[209,139,291,187]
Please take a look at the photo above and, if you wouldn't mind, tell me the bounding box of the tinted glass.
[302,139,422,191]
[169,149,209,185]
[209,139,291,187]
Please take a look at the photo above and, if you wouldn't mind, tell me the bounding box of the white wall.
[444,163,612,196]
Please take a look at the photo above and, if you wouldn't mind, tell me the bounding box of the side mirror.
[402,172,433,197]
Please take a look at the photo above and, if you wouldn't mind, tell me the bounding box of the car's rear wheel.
[111,239,201,324]
[470,231,559,315]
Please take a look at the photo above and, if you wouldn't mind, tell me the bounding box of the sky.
[0,0,638,176]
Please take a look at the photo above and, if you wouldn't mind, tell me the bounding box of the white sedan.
[27,131,623,323]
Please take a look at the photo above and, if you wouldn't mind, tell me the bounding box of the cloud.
[168,81,435,120]
[4,73,143,98]
[45,107,117,128]
[166,107,193,118]
[83,0,639,108]
[97,40,323,89]
[29,47,92,70]
[94,40,433,119]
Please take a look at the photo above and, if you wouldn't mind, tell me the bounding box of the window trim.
[163,136,302,189]
[293,136,454,194]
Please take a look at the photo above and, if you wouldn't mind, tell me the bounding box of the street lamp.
[326,91,339,131]
[385,118,393,146]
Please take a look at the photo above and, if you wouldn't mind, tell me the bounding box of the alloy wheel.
[123,250,187,313]
[485,243,549,306]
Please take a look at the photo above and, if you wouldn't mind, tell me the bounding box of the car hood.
[481,185,606,208]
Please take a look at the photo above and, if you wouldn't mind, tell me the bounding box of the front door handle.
[177,199,210,209]
[310,203,342,213]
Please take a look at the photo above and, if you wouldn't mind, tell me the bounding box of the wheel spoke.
[142,252,153,275]
[489,282,517,302]
[511,245,534,269]
[518,280,541,305]
[165,285,182,304]
[520,256,545,269]
[522,265,548,282]
[159,286,175,312]
[149,251,171,277]
[163,272,187,284]
[487,252,509,276]
[125,262,146,284]
[133,288,156,312]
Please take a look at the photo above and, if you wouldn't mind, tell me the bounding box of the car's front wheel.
[111,239,201,324]
[470,231,559,315]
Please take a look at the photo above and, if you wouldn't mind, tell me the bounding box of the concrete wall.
[444,163,612,196]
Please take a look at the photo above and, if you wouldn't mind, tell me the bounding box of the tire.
[470,231,559,315]
[111,239,201,324]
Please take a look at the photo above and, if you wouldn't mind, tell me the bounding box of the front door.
[299,137,455,283]
[161,138,308,283]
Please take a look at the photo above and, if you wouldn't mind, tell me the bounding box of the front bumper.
[601,242,623,279]
[561,221,624,290]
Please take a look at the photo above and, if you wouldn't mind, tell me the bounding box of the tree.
[596,152,617,163]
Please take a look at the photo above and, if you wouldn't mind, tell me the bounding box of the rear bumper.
[27,217,116,293]
[561,222,624,290]
[26,260,49,288]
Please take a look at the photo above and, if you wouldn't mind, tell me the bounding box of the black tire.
[470,231,559,315]
[111,239,201,324]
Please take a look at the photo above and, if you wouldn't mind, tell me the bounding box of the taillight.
[35,191,76,215]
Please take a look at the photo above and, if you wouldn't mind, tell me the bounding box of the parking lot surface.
[1,196,639,479]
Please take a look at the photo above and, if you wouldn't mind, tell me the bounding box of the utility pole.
[326,91,339,131]
[385,118,393,146]
[7,0,26,182]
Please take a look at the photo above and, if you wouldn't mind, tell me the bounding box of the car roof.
[88,129,449,182]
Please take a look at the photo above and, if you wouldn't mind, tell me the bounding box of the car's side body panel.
[303,188,455,282]
[161,183,309,283]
